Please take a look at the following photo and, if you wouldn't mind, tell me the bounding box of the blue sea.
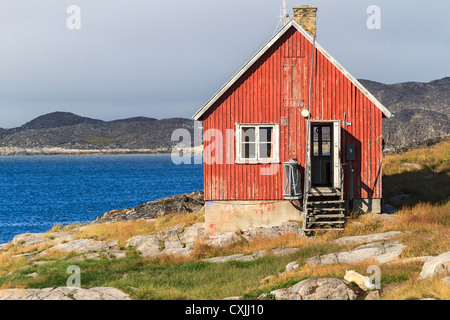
[0,154,203,244]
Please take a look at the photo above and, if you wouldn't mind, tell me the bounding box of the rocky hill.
[359,77,450,152]
[0,77,448,153]
[0,112,194,153]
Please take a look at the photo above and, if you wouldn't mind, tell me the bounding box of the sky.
[0,0,448,128]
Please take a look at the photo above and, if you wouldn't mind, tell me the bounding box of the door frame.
[309,120,341,189]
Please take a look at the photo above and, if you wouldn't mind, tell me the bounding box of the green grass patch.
[0,242,344,300]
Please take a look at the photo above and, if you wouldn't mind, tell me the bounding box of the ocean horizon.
[0,154,203,244]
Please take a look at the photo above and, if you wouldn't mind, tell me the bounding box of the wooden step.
[309,187,341,193]
[307,207,345,212]
[308,193,341,197]
[307,221,345,225]
[307,213,345,219]
[307,200,345,205]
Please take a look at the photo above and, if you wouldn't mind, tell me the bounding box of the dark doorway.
[311,124,333,187]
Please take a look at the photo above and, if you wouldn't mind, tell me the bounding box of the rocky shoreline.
[0,146,172,156]
[95,191,204,223]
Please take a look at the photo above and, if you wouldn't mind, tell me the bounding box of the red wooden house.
[193,7,392,235]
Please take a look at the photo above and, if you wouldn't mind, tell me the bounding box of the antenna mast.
[282,0,289,25]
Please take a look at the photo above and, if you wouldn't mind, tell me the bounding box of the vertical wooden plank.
[244,67,250,199]
[361,91,367,199]
[354,85,361,199]
[240,77,245,199]
[208,110,213,200]
[320,56,325,120]
[225,93,230,200]
[342,72,348,197]
[376,109,382,199]
[254,63,260,199]
[210,109,216,200]
[204,114,209,200]
[277,40,284,199]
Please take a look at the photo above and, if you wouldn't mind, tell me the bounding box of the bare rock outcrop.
[418,251,450,279]
[270,277,366,300]
[11,232,74,247]
[306,241,406,266]
[0,287,131,300]
[126,222,205,257]
[332,231,404,246]
[95,191,204,223]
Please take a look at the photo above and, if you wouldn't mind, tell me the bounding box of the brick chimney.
[293,6,317,38]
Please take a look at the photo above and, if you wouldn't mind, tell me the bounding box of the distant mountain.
[0,112,194,152]
[18,112,104,131]
[0,77,448,153]
[359,77,450,151]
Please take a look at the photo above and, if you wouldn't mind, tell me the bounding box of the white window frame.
[235,124,279,164]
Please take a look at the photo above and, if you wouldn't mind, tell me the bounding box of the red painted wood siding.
[201,26,383,201]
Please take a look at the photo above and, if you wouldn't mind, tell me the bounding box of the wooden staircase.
[302,187,346,234]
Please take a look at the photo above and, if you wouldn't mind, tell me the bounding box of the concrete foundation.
[204,200,302,236]
[205,198,381,235]
[352,198,382,214]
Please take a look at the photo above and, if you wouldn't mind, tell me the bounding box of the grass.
[71,209,205,247]
[247,258,426,297]
[192,232,339,259]
[0,139,449,300]
[381,277,450,300]
[383,139,450,176]
[0,253,28,276]
[382,139,450,207]
[0,250,329,300]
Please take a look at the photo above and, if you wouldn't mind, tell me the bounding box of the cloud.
[0,0,448,127]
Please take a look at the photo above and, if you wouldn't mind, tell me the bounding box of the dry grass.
[333,201,450,261]
[251,257,427,298]
[36,248,72,260]
[0,253,27,276]
[381,277,450,300]
[386,202,450,257]
[339,201,450,258]
[5,242,53,257]
[192,232,331,259]
[382,139,450,207]
[0,282,27,290]
[383,139,450,176]
[73,209,205,247]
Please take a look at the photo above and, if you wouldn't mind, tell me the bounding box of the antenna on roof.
[282,0,289,25]
[273,0,290,36]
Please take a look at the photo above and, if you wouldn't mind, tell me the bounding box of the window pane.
[241,127,255,143]
[322,126,330,142]
[313,126,319,142]
[259,127,273,143]
[322,141,331,156]
[313,141,319,156]
[259,142,272,159]
[242,142,256,159]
